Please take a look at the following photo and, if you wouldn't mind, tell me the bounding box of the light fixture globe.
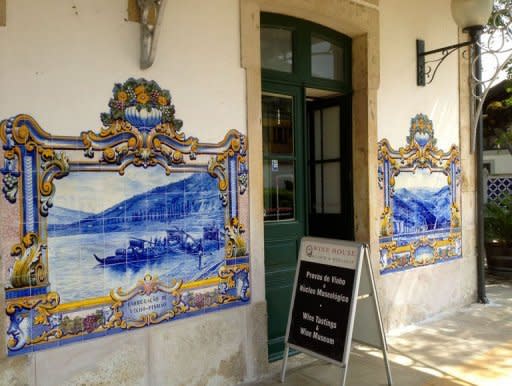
[451,0,493,29]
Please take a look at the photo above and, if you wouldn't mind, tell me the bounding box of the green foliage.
[488,0,512,28]
[485,193,512,245]
[485,80,512,154]
[495,129,512,150]
[482,2,512,154]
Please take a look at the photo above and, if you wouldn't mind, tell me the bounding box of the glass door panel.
[323,162,341,213]
[262,84,305,361]
[311,35,344,81]
[262,93,297,222]
[262,94,294,155]
[261,27,293,73]
[322,106,341,159]
[263,159,295,221]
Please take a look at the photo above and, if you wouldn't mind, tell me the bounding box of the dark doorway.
[307,95,353,240]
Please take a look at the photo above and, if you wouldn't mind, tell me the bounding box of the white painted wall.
[377,0,476,330]
[0,1,264,384]
[378,0,459,149]
[0,0,246,144]
[0,0,480,383]
[484,150,512,174]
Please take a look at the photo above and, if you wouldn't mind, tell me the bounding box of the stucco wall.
[377,0,477,330]
[0,0,479,384]
[0,0,246,144]
[378,0,459,148]
[0,0,266,384]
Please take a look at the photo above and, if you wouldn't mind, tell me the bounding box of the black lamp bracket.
[416,27,482,86]
[416,39,473,86]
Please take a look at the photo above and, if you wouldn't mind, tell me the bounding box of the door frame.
[261,13,354,361]
[239,0,380,369]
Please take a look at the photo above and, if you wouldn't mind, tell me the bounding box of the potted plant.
[485,193,512,275]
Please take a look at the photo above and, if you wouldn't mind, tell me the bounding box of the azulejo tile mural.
[0,78,250,355]
[378,114,462,274]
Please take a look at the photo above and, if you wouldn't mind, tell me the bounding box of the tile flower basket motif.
[100,78,182,130]
[378,114,462,274]
[0,78,250,356]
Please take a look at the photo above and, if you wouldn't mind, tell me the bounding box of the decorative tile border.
[1,78,250,355]
[487,175,512,204]
[378,114,462,274]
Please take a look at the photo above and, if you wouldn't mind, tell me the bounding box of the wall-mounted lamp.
[138,0,167,69]
[417,0,493,86]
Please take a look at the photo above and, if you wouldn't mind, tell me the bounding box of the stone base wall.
[0,301,269,385]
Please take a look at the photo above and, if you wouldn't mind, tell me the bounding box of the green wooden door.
[262,83,305,361]
[260,13,352,361]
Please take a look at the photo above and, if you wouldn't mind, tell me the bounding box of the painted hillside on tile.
[378,114,461,274]
[0,78,250,356]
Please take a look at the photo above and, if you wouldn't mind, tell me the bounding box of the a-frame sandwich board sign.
[280,237,393,386]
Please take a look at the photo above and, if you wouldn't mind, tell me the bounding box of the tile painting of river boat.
[2,78,250,356]
[49,168,225,302]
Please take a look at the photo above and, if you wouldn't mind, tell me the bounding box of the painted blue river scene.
[379,168,461,273]
[48,168,226,303]
[390,171,452,237]
[391,185,451,235]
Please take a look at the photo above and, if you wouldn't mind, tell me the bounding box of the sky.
[53,166,191,213]
[394,169,448,191]
[480,29,512,85]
